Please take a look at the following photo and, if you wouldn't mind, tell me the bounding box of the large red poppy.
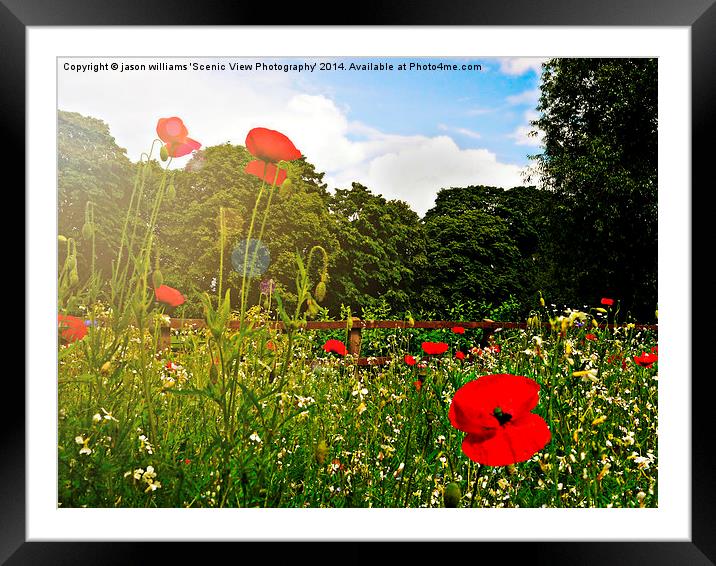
[156,117,201,158]
[600,297,614,306]
[421,341,449,355]
[633,351,658,368]
[154,284,185,307]
[245,127,301,163]
[323,339,347,356]
[245,159,288,185]
[448,374,551,467]
[404,354,417,366]
[451,326,466,334]
[58,314,88,342]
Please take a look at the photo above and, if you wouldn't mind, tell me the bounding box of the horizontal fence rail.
[159,318,658,366]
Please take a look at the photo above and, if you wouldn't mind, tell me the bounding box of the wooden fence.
[159,318,658,366]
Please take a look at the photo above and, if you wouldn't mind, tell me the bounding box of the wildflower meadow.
[57,111,658,509]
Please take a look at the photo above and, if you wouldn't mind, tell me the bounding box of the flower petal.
[461,413,551,466]
[246,127,301,163]
[166,138,201,158]
[154,284,185,307]
[448,374,541,434]
[58,314,88,342]
[245,159,287,185]
[157,117,189,144]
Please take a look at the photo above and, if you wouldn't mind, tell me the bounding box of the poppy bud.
[444,482,461,507]
[166,181,176,200]
[82,222,94,240]
[160,144,169,161]
[58,235,67,243]
[152,269,164,289]
[281,178,292,190]
[306,297,319,317]
[315,281,326,303]
[100,361,112,375]
[314,439,328,466]
[70,266,79,287]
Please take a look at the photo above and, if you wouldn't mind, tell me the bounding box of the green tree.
[58,110,134,280]
[157,144,339,316]
[419,186,541,317]
[325,183,427,316]
[529,58,658,319]
[423,185,551,318]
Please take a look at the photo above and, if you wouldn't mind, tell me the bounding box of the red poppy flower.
[245,159,288,185]
[267,341,276,351]
[245,127,302,163]
[323,339,347,356]
[413,380,423,391]
[421,341,449,355]
[585,333,597,341]
[166,361,179,372]
[58,314,87,342]
[166,138,201,158]
[633,351,658,368]
[600,297,614,306]
[651,345,658,354]
[449,374,551,467]
[455,351,466,361]
[452,326,466,334]
[156,117,201,158]
[487,344,501,354]
[154,284,185,307]
[404,354,417,366]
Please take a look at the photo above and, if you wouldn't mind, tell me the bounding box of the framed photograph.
[12,0,713,562]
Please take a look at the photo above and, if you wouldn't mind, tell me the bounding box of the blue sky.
[58,56,545,216]
[300,57,542,165]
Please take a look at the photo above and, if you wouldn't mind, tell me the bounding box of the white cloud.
[498,58,548,76]
[58,57,527,217]
[466,107,496,116]
[508,110,544,147]
[327,136,525,216]
[437,124,481,139]
[506,88,541,107]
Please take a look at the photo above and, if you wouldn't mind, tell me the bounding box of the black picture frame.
[9,0,713,563]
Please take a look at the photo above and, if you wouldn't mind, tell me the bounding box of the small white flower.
[101,408,118,422]
[249,432,262,444]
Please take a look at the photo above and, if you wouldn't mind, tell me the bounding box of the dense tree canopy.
[326,183,426,316]
[157,144,340,316]
[418,185,552,318]
[58,111,135,278]
[529,58,658,319]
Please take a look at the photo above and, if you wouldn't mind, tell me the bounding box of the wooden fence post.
[348,317,362,356]
[158,325,172,352]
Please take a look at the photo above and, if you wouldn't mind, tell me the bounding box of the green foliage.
[528,58,658,320]
[58,110,135,280]
[157,145,340,316]
[326,183,427,316]
[418,185,555,319]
